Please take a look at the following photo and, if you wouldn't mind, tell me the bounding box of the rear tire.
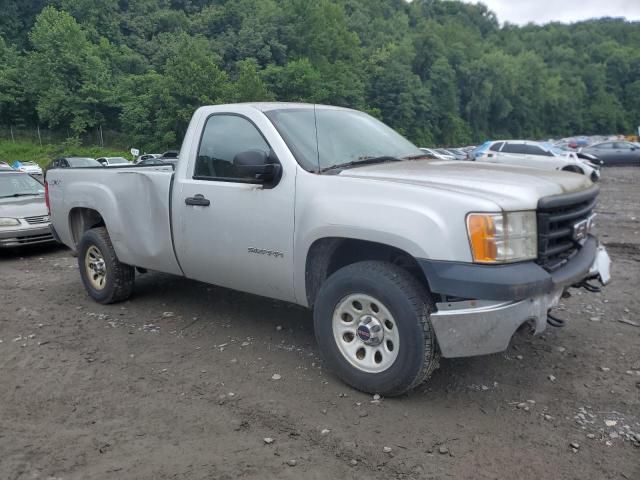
[313,261,440,396]
[77,227,135,304]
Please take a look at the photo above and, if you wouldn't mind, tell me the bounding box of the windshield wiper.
[320,156,401,173]
[0,193,41,198]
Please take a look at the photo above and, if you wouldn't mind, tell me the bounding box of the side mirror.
[233,149,281,187]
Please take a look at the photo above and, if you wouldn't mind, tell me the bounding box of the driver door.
[172,113,297,302]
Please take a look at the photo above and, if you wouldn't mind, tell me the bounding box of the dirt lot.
[1,167,638,480]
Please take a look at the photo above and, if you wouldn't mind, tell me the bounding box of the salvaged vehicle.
[96,156,130,167]
[0,170,55,247]
[471,140,601,181]
[582,141,640,166]
[47,103,611,396]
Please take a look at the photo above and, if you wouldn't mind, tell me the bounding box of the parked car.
[135,153,161,164]
[158,150,180,167]
[434,148,458,160]
[446,148,469,160]
[0,170,55,248]
[96,157,130,167]
[137,157,170,166]
[11,160,43,175]
[45,157,101,178]
[549,143,603,168]
[47,103,610,396]
[581,141,640,166]
[0,161,13,170]
[419,148,453,160]
[50,157,101,169]
[160,150,179,159]
[472,140,600,182]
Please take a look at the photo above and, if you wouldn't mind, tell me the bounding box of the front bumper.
[421,238,610,358]
[0,224,56,248]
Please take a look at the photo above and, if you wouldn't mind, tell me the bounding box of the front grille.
[537,185,599,271]
[24,215,49,225]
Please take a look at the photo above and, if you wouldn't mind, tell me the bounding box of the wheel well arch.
[562,165,584,174]
[304,237,429,307]
[69,207,105,248]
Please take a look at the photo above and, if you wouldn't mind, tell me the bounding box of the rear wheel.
[313,261,440,396]
[77,227,135,304]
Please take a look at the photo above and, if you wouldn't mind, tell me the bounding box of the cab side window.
[194,115,271,181]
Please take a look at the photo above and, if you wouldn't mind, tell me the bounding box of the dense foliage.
[0,0,638,150]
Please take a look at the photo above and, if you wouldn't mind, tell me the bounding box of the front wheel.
[313,261,440,396]
[77,227,135,304]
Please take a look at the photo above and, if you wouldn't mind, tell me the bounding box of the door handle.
[185,194,210,206]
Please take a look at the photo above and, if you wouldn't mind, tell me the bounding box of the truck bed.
[47,165,183,275]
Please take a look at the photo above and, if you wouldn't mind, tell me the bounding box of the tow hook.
[547,311,567,328]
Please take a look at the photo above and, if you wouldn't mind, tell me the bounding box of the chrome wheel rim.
[332,294,400,373]
[85,245,107,290]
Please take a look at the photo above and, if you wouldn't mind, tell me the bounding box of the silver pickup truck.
[47,103,611,396]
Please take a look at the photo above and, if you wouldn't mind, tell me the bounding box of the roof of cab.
[209,102,355,112]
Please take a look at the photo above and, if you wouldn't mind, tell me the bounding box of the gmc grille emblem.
[573,214,596,241]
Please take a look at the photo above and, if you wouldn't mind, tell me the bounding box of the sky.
[460,0,640,25]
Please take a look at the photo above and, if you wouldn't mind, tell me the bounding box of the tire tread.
[78,227,134,304]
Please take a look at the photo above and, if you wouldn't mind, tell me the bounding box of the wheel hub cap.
[332,294,400,374]
[85,245,107,290]
[356,316,383,346]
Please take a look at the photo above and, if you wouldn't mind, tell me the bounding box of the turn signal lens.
[466,212,537,263]
[467,214,497,262]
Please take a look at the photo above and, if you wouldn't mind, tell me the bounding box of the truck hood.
[0,195,48,219]
[338,160,592,210]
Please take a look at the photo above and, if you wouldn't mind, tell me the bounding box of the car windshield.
[67,157,100,167]
[0,173,45,198]
[265,107,424,172]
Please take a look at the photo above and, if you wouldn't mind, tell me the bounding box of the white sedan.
[471,140,600,182]
[12,161,43,175]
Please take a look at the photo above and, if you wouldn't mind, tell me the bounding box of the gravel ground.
[1,167,638,480]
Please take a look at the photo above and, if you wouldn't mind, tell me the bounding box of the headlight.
[0,217,21,227]
[466,211,537,263]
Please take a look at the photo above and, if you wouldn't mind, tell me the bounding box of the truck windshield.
[265,107,424,172]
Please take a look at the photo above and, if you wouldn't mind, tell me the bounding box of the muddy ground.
[1,167,638,480]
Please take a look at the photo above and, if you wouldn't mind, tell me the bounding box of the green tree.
[26,7,113,135]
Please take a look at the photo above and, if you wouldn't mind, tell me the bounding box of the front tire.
[313,261,440,396]
[77,227,135,304]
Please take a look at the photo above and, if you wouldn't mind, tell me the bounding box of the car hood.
[0,195,48,219]
[338,160,592,210]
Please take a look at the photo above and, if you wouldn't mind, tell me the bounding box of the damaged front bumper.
[421,238,611,358]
